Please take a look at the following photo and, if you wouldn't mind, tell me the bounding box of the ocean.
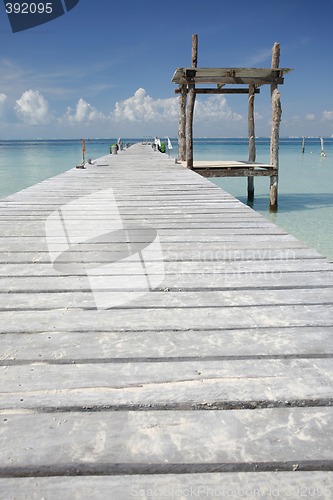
[0,137,332,261]
[194,137,333,261]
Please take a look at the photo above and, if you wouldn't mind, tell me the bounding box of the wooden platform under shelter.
[0,143,332,498]
[181,160,276,178]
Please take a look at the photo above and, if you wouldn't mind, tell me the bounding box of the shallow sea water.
[0,137,332,260]
[193,138,333,261]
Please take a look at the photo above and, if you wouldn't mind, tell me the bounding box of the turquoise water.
[192,138,333,261]
[0,139,119,198]
[0,137,332,261]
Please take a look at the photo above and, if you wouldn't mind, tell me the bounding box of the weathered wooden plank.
[0,304,332,333]
[0,209,270,220]
[1,326,332,361]
[0,258,331,278]
[0,247,324,265]
[194,168,273,178]
[175,87,261,94]
[184,159,274,168]
[172,67,293,78]
[0,202,258,211]
[0,222,292,236]
[0,213,268,222]
[0,243,317,266]
[183,76,285,85]
[0,358,332,409]
[1,472,332,500]
[0,235,303,256]
[1,287,333,311]
[172,67,292,84]
[0,271,332,295]
[4,199,247,209]
[2,198,253,208]
[0,408,331,469]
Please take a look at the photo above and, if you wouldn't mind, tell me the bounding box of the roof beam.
[175,88,260,94]
[172,67,292,86]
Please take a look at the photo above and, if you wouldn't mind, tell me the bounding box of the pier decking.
[181,160,275,178]
[0,143,332,498]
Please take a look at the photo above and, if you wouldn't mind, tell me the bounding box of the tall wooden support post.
[270,42,282,212]
[178,83,187,161]
[186,34,198,168]
[247,84,256,202]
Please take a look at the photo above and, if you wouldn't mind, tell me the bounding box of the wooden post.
[270,42,281,212]
[178,83,187,161]
[247,84,256,202]
[186,34,198,168]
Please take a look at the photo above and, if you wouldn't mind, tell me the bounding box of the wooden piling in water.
[185,34,198,168]
[178,84,187,162]
[269,42,282,212]
[247,84,256,202]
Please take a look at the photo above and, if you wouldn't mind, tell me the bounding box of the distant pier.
[0,144,332,497]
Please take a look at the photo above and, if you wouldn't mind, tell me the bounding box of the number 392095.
[5,3,53,14]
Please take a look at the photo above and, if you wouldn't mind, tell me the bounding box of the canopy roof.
[172,67,293,86]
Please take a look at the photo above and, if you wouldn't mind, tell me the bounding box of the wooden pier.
[0,143,332,498]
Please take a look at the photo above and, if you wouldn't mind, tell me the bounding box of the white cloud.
[15,90,51,125]
[113,88,178,123]
[322,110,333,121]
[194,95,243,122]
[7,87,245,136]
[63,98,106,124]
[305,114,316,121]
[0,93,7,120]
[112,88,243,127]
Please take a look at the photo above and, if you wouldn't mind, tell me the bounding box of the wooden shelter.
[172,36,292,210]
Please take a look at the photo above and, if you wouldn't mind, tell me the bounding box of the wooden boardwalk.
[0,143,332,499]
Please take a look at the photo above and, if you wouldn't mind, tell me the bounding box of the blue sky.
[1,0,333,138]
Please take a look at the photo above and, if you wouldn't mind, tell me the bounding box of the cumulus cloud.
[322,110,333,121]
[305,114,316,121]
[59,89,243,130]
[112,88,243,127]
[15,90,51,125]
[194,95,243,122]
[63,98,106,124]
[8,87,244,134]
[113,88,178,123]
